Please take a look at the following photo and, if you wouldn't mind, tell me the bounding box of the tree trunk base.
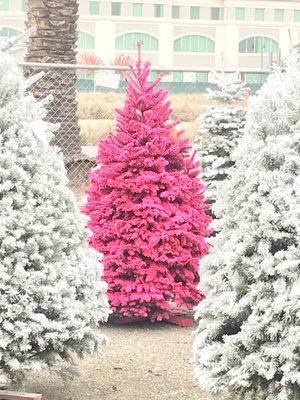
[0,391,42,400]
[166,315,194,327]
[114,314,194,327]
[114,316,146,324]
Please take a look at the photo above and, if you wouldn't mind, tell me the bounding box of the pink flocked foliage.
[83,52,211,322]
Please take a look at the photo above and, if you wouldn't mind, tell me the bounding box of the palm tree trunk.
[25,0,83,167]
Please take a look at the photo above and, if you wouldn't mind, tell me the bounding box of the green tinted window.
[112,2,121,16]
[22,0,27,11]
[173,72,183,82]
[274,9,284,22]
[89,1,100,15]
[174,35,215,52]
[0,0,9,11]
[235,7,245,20]
[245,72,268,84]
[133,3,142,16]
[172,5,180,19]
[239,36,278,53]
[196,72,208,82]
[211,7,220,20]
[0,27,22,37]
[154,4,163,17]
[115,33,158,51]
[294,10,300,22]
[255,8,265,21]
[77,32,95,49]
[190,6,199,19]
[148,71,158,81]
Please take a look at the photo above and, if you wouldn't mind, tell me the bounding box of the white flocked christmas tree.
[193,56,300,400]
[0,38,109,384]
[194,71,249,203]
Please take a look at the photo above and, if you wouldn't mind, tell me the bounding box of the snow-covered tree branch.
[194,71,249,204]
[193,57,300,400]
[0,40,109,384]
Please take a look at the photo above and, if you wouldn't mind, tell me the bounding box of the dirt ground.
[21,321,217,400]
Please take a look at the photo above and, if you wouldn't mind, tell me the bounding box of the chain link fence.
[20,62,267,200]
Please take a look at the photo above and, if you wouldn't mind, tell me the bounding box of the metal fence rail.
[20,62,268,198]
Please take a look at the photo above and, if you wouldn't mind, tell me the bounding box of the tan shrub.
[77,93,124,120]
[79,119,115,145]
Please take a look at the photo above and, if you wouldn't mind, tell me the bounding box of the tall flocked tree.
[84,45,211,323]
[193,57,300,400]
[194,71,249,203]
[0,37,109,384]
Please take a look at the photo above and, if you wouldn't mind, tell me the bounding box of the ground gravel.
[19,321,219,400]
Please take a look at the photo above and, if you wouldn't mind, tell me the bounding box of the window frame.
[294,10,300,22]
[89,1,100,15]
[77,31,95,50]
[111,2,121,16]
[239,36,279,54]
[196,72,208,83]
[173,71,183,83]
[255,8,265,21]
[172,5,180,19]
[0,0,9,11]
[0,27,22,37]
[115,32,159,52]
[211,7,220,21]
[148,71,158,82]
[154,4,163,18]
[174,35,215,53]
[190,6,200,20]
[274,9,284,22]
[22,0,28,12]
[245,72,268,84]
[235,7,245,21]
[133,3,142,17]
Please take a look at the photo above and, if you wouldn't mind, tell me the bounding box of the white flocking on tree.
[193,58,300,400]
[0,38,109,384]
[194,71,249,203]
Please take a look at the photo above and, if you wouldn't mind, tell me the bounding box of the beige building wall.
[1,0,300,74]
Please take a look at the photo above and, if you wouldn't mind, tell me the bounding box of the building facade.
[1,0,300,82]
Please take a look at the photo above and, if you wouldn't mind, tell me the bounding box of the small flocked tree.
[194,71,249,203]
[0,39,109,384]
[193,57,300,400]
[84,46,211,323]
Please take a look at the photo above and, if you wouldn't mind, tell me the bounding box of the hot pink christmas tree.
[83,45,211,323]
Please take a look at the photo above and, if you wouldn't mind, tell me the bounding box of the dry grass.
[170,93,214,121]
[77,92,124,120]
[77,92,249,145]
[77,92,213,145]
[178,120,199,140]
[79,118,199,145]
[79,118,115,144]
[77,92,213,121]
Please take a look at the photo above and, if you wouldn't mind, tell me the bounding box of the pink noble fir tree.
[83,45,211,324]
